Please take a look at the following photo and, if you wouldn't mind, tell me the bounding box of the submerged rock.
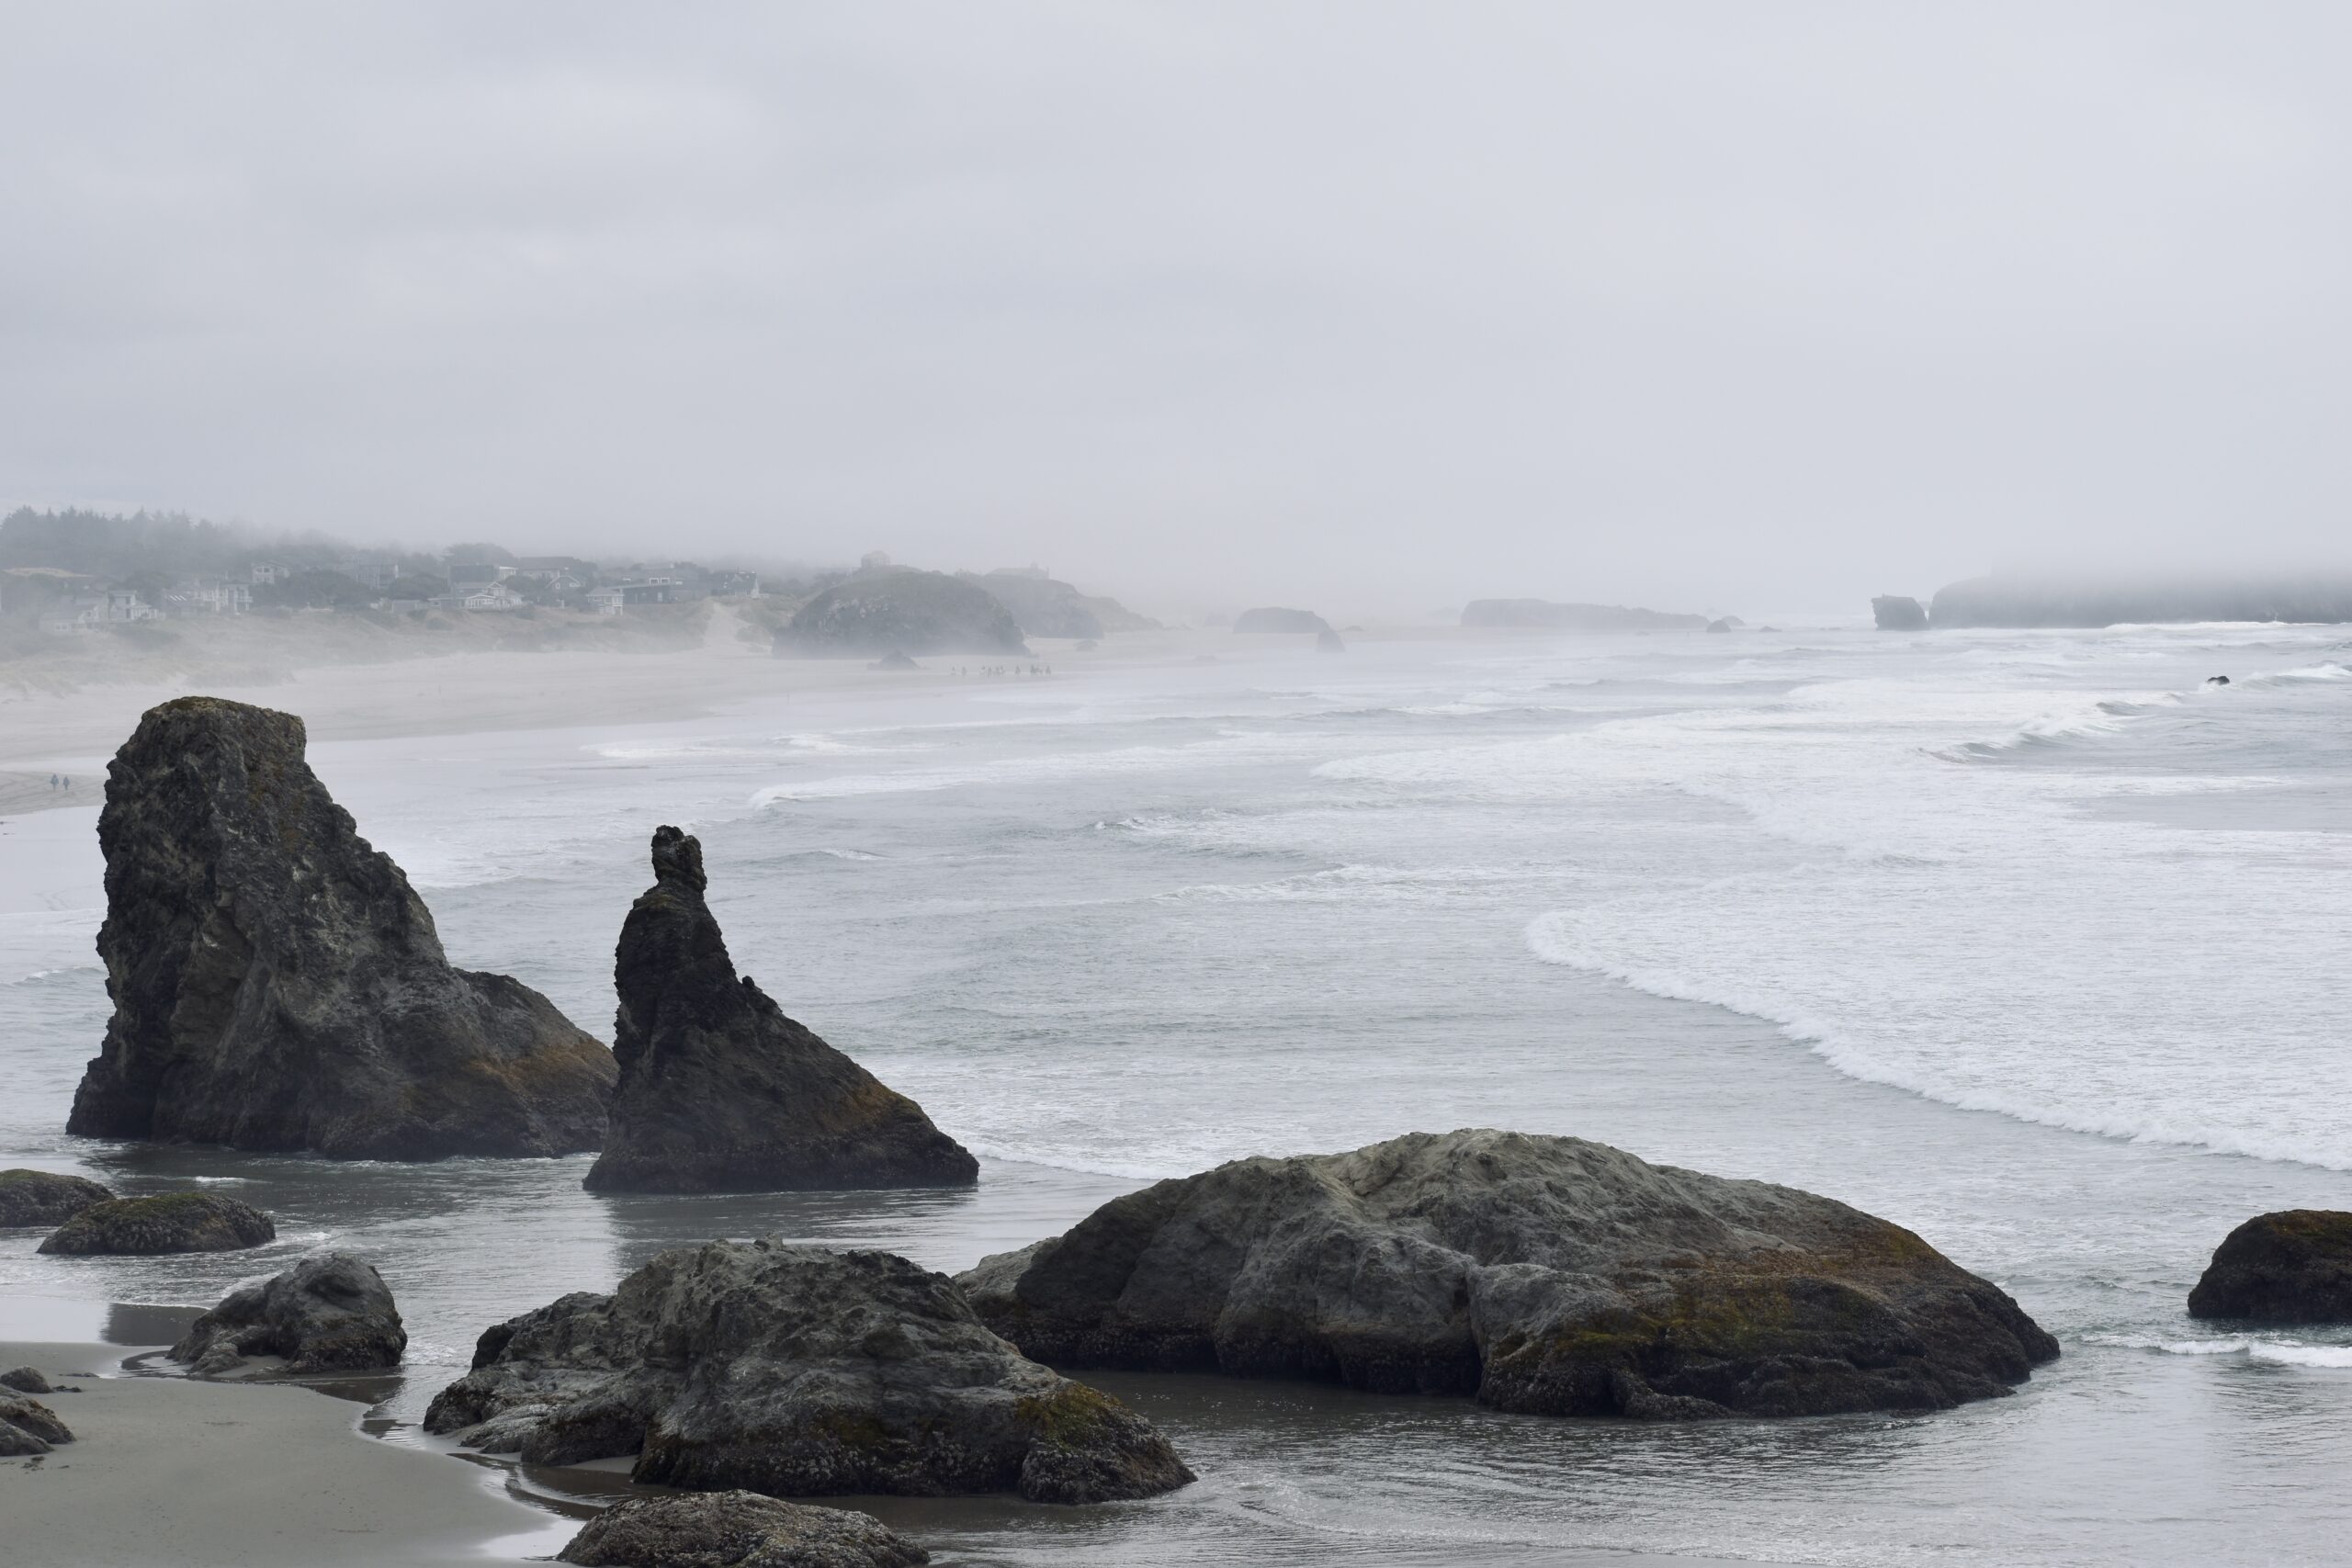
[960,1128,2057,1420]
[558,1491,929,1568]
[1871,595,1929,631]
[424,1239,1192,1504]
[0,1391,74,1456]
[171,1252,407,1375]
[39,1192,276,1256]
[583,829,976,1194]
[778,570,1029,658]
[2188,1211,2352,1322]
[66,697,616,1159]
[0,1169,113,1228]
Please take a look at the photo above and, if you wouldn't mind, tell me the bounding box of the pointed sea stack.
[67,697,616,1159]
[583,828,977,1193]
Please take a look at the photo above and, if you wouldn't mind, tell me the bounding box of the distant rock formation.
[867,649,921,671]
[424,1240,1194,1504]
[1872,595,1929,631]
[583,829,977,1194]
[1927,574,2352,629]
[967,569,1160,639]
[39,1192,276,1256]
[1233,607,1330,634]
[171,1253,407,1375]
[0,1170,112,1228]
[2188,1211,2352,1322]
[960,1129,2057,1419]
[1317,626,1346,652]
[66,698,616,1159]
[1705,617,1739,634]
[1461,600,1708,632]
[778,570,1029,658]
[558,1492,929,1568]
[0,1390,73,1456]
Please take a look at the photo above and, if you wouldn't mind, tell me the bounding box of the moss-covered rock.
[0,1169,113,1228]
[38,1191,276,1256]
[424,1240,1190,1504]
[959,1129,2058,1421]
[2188,1210,2352,1322]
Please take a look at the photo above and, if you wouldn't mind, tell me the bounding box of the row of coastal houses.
[24,550,763,634]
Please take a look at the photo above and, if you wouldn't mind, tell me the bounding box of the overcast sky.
[3,3,2346,618]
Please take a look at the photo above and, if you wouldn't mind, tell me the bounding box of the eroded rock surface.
[66,697,616,1159]
[0,1169,113,1227]
[558,1491,929,1568]
[960,1128,2058,1420]
[39,1192,276,1256]
[2188,1210,2352,1322]
[171,1252,407,1374]
[0,1391,74,1455]
[424,1239,1192,1504]
[0,1368,55,1394]
[583,829,975,1194]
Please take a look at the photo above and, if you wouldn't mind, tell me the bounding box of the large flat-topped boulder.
[959,1129,2058,1420]
[67,697,615,1159]
[583,829,975,1193]
[424,1240,1193,1505]
[39,1192,275,1256]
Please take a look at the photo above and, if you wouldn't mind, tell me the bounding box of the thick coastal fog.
[6,6,2352,1568]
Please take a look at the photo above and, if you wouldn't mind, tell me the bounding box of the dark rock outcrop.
[1316,626,1347,653]
[39,1192,276,1256]
[66,697,616,1159]
[0,1391,74,1456]
[778,571,1029,659]
[866,649,921,671]
[1232,606,1330,635]
[424,1239,1193,1504]
[967,569,1160,639]
[0,1169,113,1227]
[1705,617,1739,634]
[558,1492,929,1568]
[1871,595,1928,631]
[584,829,975,1195]
[0,1368,54,1394]
[1461,600,1708,632]
[2188,1211,2352,1322]
[959,1128,2057,1420]
[170,1252,407,1375]
[1926,573,2352,629]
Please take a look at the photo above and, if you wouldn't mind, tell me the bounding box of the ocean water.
[6,624,2352,1564]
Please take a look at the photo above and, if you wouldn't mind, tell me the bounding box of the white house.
[41,588,161,633]
[430,581,528,613]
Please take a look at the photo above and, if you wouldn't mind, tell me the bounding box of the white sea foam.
[2085,1333,2352,1368]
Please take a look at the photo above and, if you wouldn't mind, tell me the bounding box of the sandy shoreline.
[0,1340,566,1568]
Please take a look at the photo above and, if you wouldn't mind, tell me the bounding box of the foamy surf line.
[2084,1333,2352,1368]
[1524,912,2352,1173]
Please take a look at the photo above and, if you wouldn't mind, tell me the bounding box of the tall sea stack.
[68,697,616,1159]
[583,828,978,1193]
